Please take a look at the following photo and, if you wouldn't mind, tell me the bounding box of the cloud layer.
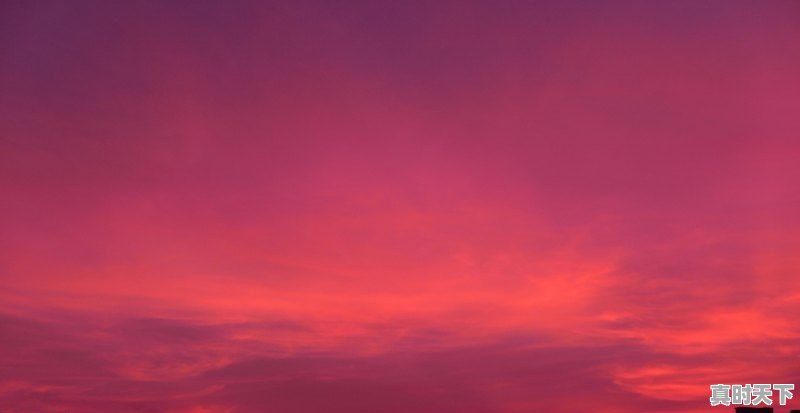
[2,1,800,412]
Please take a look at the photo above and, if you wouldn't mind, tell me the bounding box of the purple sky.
[2,1,800,412]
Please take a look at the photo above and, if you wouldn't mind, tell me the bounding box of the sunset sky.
[2,1,800,412]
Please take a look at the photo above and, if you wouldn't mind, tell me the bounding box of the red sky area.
[2,1,800,412]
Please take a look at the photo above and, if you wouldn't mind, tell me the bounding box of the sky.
[1,1,800,412]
